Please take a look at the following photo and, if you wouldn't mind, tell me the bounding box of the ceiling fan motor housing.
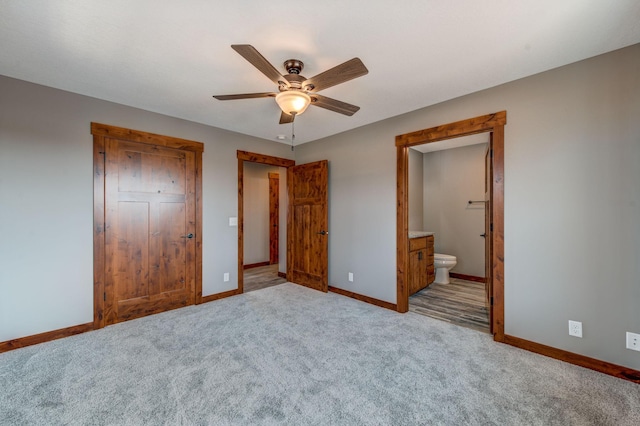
[284,59,304,74]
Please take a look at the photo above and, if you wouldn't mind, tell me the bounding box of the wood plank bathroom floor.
[409,278,490,333]
[244,264,287,293]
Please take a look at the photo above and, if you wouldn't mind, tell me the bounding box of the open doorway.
[407,136,490,333]
[242,162,288,292]
[396,111,506,342]
[237,151,295,294]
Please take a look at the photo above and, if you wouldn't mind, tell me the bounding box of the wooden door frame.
[395,111,506,341]
[92,123,204,330]
[268,172,280,265]
[237,151,295,293]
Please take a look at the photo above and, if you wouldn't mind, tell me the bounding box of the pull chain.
[290,112,297,151]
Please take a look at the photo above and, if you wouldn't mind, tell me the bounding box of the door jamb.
[395,111,506,341]
[237,151,295,293]
[268,172,280,265]
[92,123,204,330]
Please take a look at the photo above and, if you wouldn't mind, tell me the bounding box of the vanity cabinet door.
[426,235,435,285]
[409,237,428,295]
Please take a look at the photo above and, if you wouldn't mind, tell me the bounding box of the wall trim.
[200,289,240,304]
[0,323,94,353]
[329,286,397,311]
[278,272,287,279]
[503,335,640,384]
[243,261,270,270]
[450,272,486,283]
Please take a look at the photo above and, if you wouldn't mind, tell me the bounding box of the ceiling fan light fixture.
[275,91,311,115]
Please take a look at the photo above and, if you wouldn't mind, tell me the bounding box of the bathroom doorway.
[396,111,506,342]
[408,137,490,333]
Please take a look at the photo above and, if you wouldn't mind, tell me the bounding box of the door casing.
[395,111,506,341]
[237,151,295,293]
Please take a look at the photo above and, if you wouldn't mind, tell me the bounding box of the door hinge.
[104,292,106,302]
[490,296,494,306]
[490,149,493,158]
[490,223,493,232]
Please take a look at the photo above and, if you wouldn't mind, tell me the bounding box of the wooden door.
[269,172,279,265]
[287,160,329,292]
[103,138,197,324]
[484,140,494,333]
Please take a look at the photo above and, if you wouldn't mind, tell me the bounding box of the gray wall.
[1,44,639,370]
[408,148,424,231]
[0,76,293,342]
[296,44,640,369]
[423,144,487,277]
[243,162,287,272]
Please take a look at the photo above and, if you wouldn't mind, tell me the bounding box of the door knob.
[480,233,486,238]
[316,230,329,235]
[181,233,194,239]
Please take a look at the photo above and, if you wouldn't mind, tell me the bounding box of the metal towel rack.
[468,200,486,205]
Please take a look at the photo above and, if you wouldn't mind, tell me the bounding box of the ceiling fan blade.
[213,92,276,101]
[303,58,368,92]
[279,111,295,124]
[310,94,360,116]
[231,44,290,88]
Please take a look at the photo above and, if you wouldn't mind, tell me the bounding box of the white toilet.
[434,253,457,284]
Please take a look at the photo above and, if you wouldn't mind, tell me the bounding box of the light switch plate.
[229,217,238,227]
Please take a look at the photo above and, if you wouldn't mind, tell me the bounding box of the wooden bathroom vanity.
[408,232,435,295]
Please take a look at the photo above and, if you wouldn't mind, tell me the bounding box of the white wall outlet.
[229,217,238,227]
[223,272,229,282]
[626,332,640,351]
[348,272,354,282]
[568,320,583,338]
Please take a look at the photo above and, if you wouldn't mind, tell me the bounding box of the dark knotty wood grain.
[396,145,409,312]
[194,147,203,304]
[269,172,279,265]
[395,111,507,147]
[503,335,640,384]
[237,150,295,167]
[91,123,204,152]
[0,323,94,353]
[238,157,245,294]
[427,235,435,285]
[329,286,397,311]
[408,237,427,295]
[396,111,506,342]
[93,134,106,328]
[200,289,240,304]
[491,125,505,342]
[287,161,329,292]
[244,262,270,270]
[450,272,486,283]
[93,124,203,327]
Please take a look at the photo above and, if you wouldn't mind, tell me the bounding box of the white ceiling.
[1,1,639,145]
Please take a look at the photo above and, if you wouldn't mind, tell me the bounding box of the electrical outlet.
[626,332,640,351]
[223,272,229,282]
[568,320,583,338]
[348,272,354,282]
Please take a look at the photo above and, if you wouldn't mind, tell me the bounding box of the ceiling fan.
[213,45,368,124]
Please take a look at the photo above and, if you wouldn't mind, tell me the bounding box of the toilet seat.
[434,253,456,261]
